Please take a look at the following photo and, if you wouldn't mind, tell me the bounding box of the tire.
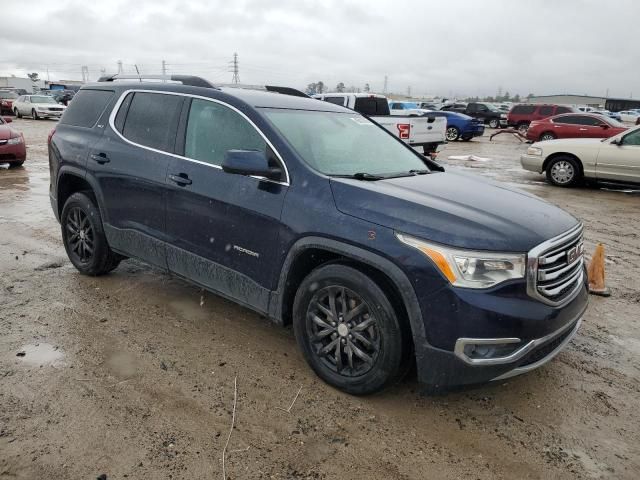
[14,108,21,119]
[32,109,39,120]
[517,122,530,135]
[488,118,500,129]
[545,156,582,187]
[61,192,121,275]
[293,264,410,395]
[445,126,460,141]
[8,161,24,168]
[539,132,556,141]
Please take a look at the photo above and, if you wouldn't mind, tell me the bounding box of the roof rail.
[214,83,309,98]
[96,74,217,89]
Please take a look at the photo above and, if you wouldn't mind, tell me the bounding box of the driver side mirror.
[611,138,623,146]
[222,150,283,182]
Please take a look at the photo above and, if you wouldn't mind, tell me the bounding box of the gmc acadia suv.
[48,75,588,395]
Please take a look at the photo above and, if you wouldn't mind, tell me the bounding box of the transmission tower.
[230,52,240,84]
[81,65,89,83]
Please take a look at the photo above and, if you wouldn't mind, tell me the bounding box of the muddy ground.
[1,118,638,480]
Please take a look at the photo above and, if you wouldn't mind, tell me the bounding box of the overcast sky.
[1,0,638,99]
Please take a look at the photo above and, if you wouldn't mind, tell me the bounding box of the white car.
[618,110,640,123]
[520,126,640,187]
[12,94,66,120]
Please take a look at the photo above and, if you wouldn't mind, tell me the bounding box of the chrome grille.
[527,224,584,306]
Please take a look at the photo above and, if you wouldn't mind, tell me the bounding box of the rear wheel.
[14,108,21,119]
[293,264,409,395]
[32,109,39,120]
[61,192,121,275]
[517,122,530,135]
[445,126,460,141]
[546,156,582,187]
[539,132,556,141]
[488,118,500,129]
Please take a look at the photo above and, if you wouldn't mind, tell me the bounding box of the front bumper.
[520,154,544,173]
[0,143,27,162]
[37,110,64,117]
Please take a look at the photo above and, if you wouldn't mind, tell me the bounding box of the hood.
[33,102,66,108]
[536,137,605,147]
[330,171,578,252]
[0,125,17,141]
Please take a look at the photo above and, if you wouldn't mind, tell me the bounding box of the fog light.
[463,342,521,360]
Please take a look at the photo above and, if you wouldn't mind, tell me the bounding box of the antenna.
[134,64,142,82]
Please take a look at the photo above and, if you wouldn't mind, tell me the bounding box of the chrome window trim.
[454,314,582,367]
[526,223,584,307]
[107,88,290,186]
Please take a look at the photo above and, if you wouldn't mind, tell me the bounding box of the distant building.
[605,97,640,112]
[524,94,606,108]
[0,76,45,94]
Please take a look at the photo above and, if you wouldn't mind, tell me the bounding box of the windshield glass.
[263,110,429,176]
[485,104,500,112]
[31,96,57,104]
[0,91,18,99]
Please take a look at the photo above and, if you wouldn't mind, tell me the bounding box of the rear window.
[120,92,183,152]
[511,105,536,114]
[60,89,114,128]
[354,97,389,115]
[323,96,345,106]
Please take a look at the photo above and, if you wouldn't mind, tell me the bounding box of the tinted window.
[323,97,345,106]
[578,116,603,126]
[114,92,134,132]
[391,103,403,110]
[553,115,582,125]
[512,105,536,114]
[184,98,266,166]
[60,89,114,128]
[538,106,554,116]
[354,97,389,115]
[122,92,183,152]
[556,106,572,114]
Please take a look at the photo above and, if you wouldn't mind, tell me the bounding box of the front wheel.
[540,132,556,141]
[8,161,24,168]
[488,119,500,129]
[293,264,409,395]
[517,122,530,135]
[445,126,460,141]
[546,156,582,187]
[14,108,21,119]
[61,192,121,275]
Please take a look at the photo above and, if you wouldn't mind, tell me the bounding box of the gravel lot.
[1,118,639,479]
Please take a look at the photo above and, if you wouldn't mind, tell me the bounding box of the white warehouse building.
[0,76,45,93]
[524,94,607,108]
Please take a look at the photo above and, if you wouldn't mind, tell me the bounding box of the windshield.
[604,117,625,128]
[31,96,58,104]
[263,110,429,176]
[485,104,501,112]
[0,91,18,99]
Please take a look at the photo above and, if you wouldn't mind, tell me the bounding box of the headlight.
[527,146,543,156]
[7,136,23,145]
[396,233,525,289]
[500,113,507,118]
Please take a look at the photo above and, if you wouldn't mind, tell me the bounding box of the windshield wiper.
[408,169,430,175]
[331,172,385,181]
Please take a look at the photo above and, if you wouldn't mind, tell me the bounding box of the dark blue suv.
[48,75,588,395]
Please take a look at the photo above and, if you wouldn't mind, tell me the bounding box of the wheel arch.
[56,168,104,219]
[271,237,427,362]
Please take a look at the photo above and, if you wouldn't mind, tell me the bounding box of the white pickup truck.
[312,93,447,155]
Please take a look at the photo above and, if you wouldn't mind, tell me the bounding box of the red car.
[525,113,628,142]
[0,116,26,167]
[507,103,576,134]
[0,90,19,115]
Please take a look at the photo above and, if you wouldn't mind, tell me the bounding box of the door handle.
[169,173,192,186]
[90,152,110,164]
[579,128,588,131]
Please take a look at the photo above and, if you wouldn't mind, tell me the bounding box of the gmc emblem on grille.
[567,243,584,264]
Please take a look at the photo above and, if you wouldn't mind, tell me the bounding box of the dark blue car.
[427,110,485,141]
[48,75,588,395]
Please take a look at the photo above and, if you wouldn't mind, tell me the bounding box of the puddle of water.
[16,343,64,366]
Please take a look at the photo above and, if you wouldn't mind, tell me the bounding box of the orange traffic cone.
[587,243,611,297]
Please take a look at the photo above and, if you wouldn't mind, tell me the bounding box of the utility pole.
[117,60,123,74]
[407,86,411,97]
[383,75,388,94]
[230,52,240,84]
[162,59,167,80]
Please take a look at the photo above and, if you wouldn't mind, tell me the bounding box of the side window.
[121,92,183,152]
[622,130,640,146]
[59,89,114,128]
[553,115,581,125]
[556,106,572,114]
[475,104,487,112]
[24,97,31,103]
[391,103,403,110]
[324,97,345,106]
[114,92,134,132]
[539,106,554,116]
[577,116,602,126]
[184,99,266,166]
